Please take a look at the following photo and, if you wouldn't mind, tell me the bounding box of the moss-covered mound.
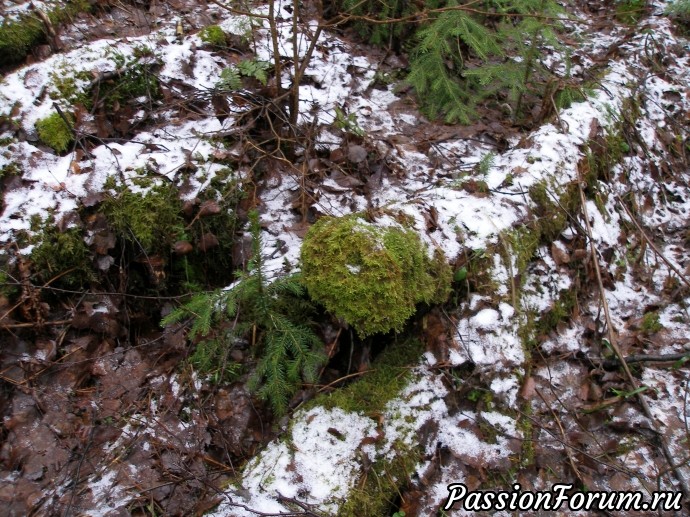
[301,215,451,337]
[36,112,73,153]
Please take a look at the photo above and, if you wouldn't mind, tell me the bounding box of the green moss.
[467,387,494,408]
[528,181,579,242]
[338,440,422,517]
[0,16,43,66]
[310,338,423,415]
[0,1,91,67]
[36,112,74,153]
[30,216,91,288]
[49,61,92,107]
[101,182,184,253]
[300,338,424,516]
[640,311,663,333]
[502,227,540,279]
[301,215,451,337]
[199,25,227,46]
[99,170,244,289]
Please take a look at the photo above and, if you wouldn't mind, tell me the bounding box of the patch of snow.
[81,470,130,517]
[541,324,585,354]
[212,406,377,515]
[452,303,524,369]
[345,263,360,274]
[473,308,501,330]
[437,409,519,467]
[377,370,449,460]
[490,376,520,407]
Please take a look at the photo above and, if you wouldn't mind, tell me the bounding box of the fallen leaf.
[551,242,571,265]
[520,376,537,399]
[198,200,221,218]
[198,232,219,252]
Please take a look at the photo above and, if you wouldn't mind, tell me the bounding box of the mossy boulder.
[300,215,451,337]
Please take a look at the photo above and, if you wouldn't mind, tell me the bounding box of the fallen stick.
[1,318,72,329]
[32,4,62,52]
[602,352,690,369]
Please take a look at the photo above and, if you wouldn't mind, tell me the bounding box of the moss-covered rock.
[300,215,451,337]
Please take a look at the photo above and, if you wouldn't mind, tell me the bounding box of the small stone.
[347,145,368,164]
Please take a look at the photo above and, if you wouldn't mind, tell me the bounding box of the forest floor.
[1,0,690,516]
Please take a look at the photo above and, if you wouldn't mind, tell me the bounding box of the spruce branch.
[162,210,325,415]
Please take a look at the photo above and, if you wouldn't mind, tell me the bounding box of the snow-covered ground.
[1,0,689,515]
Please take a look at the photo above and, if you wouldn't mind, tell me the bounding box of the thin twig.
[579,176,690,500]
[536,387,584,485]
[315,369,373,393]
[1,319,72,329]
[602,352,690,369]
[617,197,690,290]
